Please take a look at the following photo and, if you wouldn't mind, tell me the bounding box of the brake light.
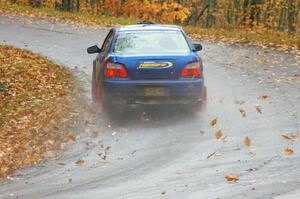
[106,62,128,78]
[181,62,201,77]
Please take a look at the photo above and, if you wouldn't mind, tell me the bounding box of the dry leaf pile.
[0,45,78,177]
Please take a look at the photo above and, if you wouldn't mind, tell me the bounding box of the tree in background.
[6,0,299,35]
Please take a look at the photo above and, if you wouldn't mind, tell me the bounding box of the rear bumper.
[102,78,205,105]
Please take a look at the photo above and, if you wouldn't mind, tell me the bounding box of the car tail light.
[181,62,201,77]
[105,62,128,78]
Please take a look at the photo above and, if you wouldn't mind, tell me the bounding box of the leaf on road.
[84,105,97,115]
[244,136,251,147]
[259,95,269,100]
[131,150,137,155]
[284,148,294,156]
[210,117,218,126]
[215,130,222,140]
[0,45,77,178]
[75,159,85,165]
[255,104,262,114]
[92,131,99,138]
[206,151,216,159]
[239,108,246,117]
[98,153,107,160]
[225,174,239,182]
[281,135,293,141]
[83,127,89,134]
[65,133,76,142]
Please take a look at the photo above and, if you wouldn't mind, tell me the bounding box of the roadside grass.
[185,26,299,52]
[0,1,136,26]
[0,45,79,178]
[0,1,299,52]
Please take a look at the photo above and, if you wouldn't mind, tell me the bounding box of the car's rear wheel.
[91,69,101,103]
[186,86,207,113]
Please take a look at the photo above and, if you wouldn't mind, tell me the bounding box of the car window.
[113,30,191,55]
[101,30,113,53]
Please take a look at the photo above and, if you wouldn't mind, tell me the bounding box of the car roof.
[116,24,182,32]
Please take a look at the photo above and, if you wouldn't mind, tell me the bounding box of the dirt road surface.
[0,15,299,199]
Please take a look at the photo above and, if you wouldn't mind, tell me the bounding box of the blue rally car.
[87,22,206,112]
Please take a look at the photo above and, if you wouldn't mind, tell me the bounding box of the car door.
[95,29,114,83]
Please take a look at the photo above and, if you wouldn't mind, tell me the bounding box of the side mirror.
[87,45,101,54]
[193,43,202,51]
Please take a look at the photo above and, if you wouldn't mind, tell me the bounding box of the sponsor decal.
[139,62,173,68]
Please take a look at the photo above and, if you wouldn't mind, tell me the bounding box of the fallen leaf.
[0,45,78,178]
[131,150,137,155]
[98,153,107,160]
[222,135,228,143]
[284,148,294,156]
[84,105,97,115]
[83,127,89,134]
[255,104,262,114]
[65,133,76,142]
[105,145,111,151]
[225,174,239,182]
[206,151,216,159]
[210,117,218,126]
[75,159,85,165]
[259,95,268,100]
[239,108,246,117]
[92,131,98,138]
[244,136,251,147]
[281,135,293,141]
[160,190,166,195]
[215,130,222,140]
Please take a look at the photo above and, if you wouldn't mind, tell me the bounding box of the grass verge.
[0,1,299,52]
[0,45,80,178]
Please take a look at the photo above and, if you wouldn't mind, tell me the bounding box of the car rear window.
[113,30,191,55]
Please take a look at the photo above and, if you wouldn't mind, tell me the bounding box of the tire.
[187,86,207,113]
[91,69,100,103]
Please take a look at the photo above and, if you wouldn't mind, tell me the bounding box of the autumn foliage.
[5,0,299,35]
[0,45,77,177]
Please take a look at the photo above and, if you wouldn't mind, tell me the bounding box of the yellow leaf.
[225,174,239,182]
[260,95,268,100]
[83,127,89,134]
[244,136,251,147]
[284,148,294,156]
[215,130,222,140]
[210,117,218,126]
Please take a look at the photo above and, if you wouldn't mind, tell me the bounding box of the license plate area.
[144,87,165,96]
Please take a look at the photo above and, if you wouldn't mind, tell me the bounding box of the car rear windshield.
[113,30,191,55]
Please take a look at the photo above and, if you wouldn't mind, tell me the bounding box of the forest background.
[2,0,300,49]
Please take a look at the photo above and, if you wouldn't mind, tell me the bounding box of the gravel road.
[0,15,299,199]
